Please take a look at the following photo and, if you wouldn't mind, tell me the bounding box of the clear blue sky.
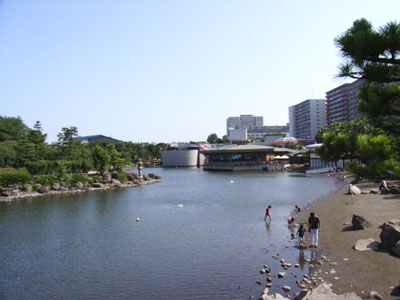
[1,0,399,143]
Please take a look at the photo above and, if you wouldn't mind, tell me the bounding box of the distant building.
[226,115,263,133]
[161,143,206,167]
[75,135,122,144]
[288,99,326,139]
[227,127,247,142]
[247,125,289,139]
[326,79,365,126]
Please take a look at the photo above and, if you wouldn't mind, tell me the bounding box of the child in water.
[297,224,306,247]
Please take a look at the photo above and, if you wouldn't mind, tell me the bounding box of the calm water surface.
[0,168,345,299]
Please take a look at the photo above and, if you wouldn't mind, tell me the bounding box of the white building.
[288,99,326,139]
[226,115,263,133]
[227,127,247,141]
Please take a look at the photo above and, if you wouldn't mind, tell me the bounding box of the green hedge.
[0,168,32,187]
[117,171,128,183]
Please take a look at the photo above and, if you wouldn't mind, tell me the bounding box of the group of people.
[264,205,321,248]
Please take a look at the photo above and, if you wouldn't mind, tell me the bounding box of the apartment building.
[288,99,326,139]
[326,79,364,125]
[226,115,263,133]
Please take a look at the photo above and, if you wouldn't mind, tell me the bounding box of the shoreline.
[293,178,400,299]
[0,178,162,202]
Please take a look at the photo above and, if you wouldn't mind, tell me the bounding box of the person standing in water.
[264,205,272,221]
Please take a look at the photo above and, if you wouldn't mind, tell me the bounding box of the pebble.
[330,262,337,266]
[256,281,262,285]
[294,264,300,268]
[266,277,272,283]
[334,277,340,280]
[263,288,269,294]
[136,218,140,222]
[280,259,285,263]
[330,269,336,274]
[369,291,383,299]
[260,269,266,274]
[277,272,286,278]
[263,265,268,268]
[265,283,272,288]
[343,258,349,261]
[282,286,291,292]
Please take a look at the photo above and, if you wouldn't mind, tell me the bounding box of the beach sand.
[295,179,400,299]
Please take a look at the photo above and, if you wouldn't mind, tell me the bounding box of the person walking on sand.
[308,212,320,248]
[264,205,272,221]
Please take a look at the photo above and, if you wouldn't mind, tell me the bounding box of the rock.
[111,179,121,186]
[1,189,17,197]
[266,283,272,288]
[260,269,266,274]
[75,182,84,189]
[92,183,103,188]
[267,277,272,282]
[280,259,285,263]
[330,269,336,274]
[393,240,400,257]
[111,171,119,179]
[52,183,60,191]
[59,186,68,191]
[263,287,269,294]
[300,283,361,299]
[22,184,32,193]
[282,286,291,292]
[60,182,70,188]
[354,238,380,251]
[136,218,140,222]
[259,294,288,300]
[294,264,300,268]
[379,220,400,252]
[143,175,150,181]
[329,262,337,266]
[349,184,361,195]
[127,172,139,181]
[256,280,263,285]
[83,181,90,188]
[369,291,383,299]
[102,173,112,183]
[38,186,50,194]
[277,272,286,278]
[352,214,371,230]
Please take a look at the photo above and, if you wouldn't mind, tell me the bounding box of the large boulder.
[38,186,50,194]
[23,184,32,193]
[111,171,119,179]
[297,282,361,300]
[352,214,371,230]
[52,183,60,191]
[111,179,121,188]
[379,220,400,252]
[92,182,103,188]
[127,173,139,181]
[60,182,70,188]
[393,240,400,258]
[0,188,16,197]
[102,173,112,183]
[75,182,84,189]
[34,184,42,191]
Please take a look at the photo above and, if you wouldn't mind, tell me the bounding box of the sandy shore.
[295,178,400,299]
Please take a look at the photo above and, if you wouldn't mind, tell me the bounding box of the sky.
[1,1,399,143]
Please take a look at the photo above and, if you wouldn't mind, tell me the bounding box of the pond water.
[0,168,345,299]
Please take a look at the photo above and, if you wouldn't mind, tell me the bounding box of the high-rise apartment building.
[326,79,364,126]
[226,115,263,133]
[288,99,326,139]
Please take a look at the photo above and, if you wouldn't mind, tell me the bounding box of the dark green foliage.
[0,141,17,167]
[69,174,92,185]
[92,145,110,174]
[0,168,32,187]
[0,116,29,142]
[34,175,58,187]
[117,171,128,183]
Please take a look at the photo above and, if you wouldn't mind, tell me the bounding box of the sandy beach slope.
[296,179,400,299]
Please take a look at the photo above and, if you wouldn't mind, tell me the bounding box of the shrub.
[69,174,92,185]
[0,168,32,186]
[117,171,128,183]
[34,175,58,186]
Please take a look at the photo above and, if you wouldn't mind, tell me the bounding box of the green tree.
[92,145,110,174]
[106,144,124,171]
[335,18,400,117]
[0,116,29,142]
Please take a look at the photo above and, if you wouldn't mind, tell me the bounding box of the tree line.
[0,116,167,185]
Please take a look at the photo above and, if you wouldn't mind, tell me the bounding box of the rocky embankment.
[0,172,162,201]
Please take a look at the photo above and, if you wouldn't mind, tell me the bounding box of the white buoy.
[230,180,234,183]
[177,204,184,208]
